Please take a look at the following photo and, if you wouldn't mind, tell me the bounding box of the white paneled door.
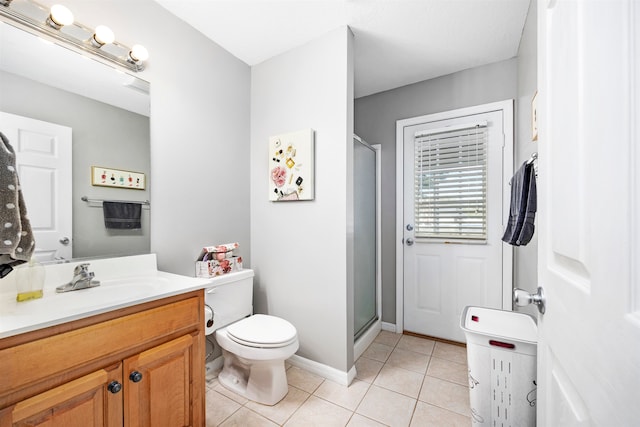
[398,101,513,342]
[536,0,640,424]
[0,112,72,261]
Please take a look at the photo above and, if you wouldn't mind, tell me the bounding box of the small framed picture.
[91,166,146,190]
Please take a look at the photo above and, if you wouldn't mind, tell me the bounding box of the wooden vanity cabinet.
[0,290,205,427]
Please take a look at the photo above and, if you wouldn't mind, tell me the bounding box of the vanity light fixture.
[0,0,148,72]
[90,24,114,47]
[46,4,73,29]
[127,44,148,65]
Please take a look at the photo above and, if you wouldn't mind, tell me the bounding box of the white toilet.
[205,270,299,406]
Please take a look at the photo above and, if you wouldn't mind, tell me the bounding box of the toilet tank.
[205,269,254,332]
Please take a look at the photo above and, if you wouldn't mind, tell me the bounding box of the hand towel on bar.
[502,161,537,246]
[103,201,142,229]
[0,131,35,278]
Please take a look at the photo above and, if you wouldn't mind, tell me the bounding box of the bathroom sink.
[0,253,214,339]
[88,276,173,297]
[50,276,174,308]
[99,275,172,289]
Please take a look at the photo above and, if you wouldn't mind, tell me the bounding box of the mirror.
[0,20,150,261]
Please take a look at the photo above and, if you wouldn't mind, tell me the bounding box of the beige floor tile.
[374,330,402,347]
[211,381,250,405]
[373,364,425,399]
[287,366,325,393]
[245,386,310,425]
[346,413,387,427]
[356,385,417,427]
[314,378,370,411]
[361,342,393,363]
[284,395,353,426]
[355,357,384,383]
[432,342,468,365]
[206,389,242,426]
[396,335,436,356]
[418,376,470,417]
[387,347,430,374]
[205,327,473,426]
[410,401,471,427]
[219,407,279,427]
[426,357,468,386]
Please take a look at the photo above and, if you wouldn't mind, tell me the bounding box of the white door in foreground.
[536,0,640,424]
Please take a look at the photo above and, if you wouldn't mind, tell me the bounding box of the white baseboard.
[287,354,357,386]
[209,353,356,387]
[381,322,397,332]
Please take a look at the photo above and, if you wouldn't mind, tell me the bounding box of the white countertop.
[0,254,254,339]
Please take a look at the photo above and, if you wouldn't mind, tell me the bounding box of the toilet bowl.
[215,314,299,406]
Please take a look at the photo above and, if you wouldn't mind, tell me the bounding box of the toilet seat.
[226,314,297,348]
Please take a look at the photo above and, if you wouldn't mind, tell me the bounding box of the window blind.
[414,124,488,241]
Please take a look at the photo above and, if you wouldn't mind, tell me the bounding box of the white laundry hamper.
[460,306,538,426]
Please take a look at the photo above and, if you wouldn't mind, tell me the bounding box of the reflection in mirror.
[0,20,150,262]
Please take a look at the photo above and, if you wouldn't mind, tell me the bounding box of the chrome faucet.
[56,263,101,293]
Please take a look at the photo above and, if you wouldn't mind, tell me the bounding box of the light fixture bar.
[0,0,147,72]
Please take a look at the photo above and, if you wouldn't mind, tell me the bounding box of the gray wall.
[0,70,150,259]
[251,27,355,373]
[354,58,518,324]
[51,0,252,273]
[515,0,538,316]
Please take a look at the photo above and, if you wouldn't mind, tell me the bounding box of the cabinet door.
[123,334,198,427]
[2,364,122,427]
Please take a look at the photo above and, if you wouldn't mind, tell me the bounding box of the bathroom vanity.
[0,254,216,426]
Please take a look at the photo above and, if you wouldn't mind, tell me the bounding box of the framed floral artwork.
[268,129,315,201]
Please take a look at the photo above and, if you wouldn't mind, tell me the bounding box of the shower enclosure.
[353,136,380,354]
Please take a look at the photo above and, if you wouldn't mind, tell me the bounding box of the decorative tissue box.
[195,243,242,278]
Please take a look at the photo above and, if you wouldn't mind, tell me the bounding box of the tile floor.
[205,331,471,426]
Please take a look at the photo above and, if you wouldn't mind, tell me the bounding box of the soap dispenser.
[15,258,45,302]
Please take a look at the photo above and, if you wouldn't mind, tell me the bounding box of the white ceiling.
[154,0,531,98]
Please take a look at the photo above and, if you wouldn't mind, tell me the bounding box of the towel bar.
[81,196,150,206]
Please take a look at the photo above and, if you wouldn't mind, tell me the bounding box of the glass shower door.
[354,137,377,340]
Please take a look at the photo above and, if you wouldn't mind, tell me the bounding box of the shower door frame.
[353,137,382,360]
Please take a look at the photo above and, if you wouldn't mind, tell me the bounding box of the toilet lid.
[226,314,297,348]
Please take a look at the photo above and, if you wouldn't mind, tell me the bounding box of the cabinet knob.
[129,371,143,383]
[107,381,122,394]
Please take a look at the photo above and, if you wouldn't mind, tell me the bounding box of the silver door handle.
[514,287,545,314]
[59,237,70,245]
[405,238,414,246]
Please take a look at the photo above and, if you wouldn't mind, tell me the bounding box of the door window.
[414,124,488,242]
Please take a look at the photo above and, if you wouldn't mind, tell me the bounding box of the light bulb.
[92,25,114,47]
[129,44,149,62]
[48,4,74,29]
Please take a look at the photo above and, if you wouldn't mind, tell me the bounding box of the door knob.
[129,371,143,383]
[107,381,122,394]
[59,237,70,245]
[514,287,546,314]
[406,224,414,231]
[406,238,414,246]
